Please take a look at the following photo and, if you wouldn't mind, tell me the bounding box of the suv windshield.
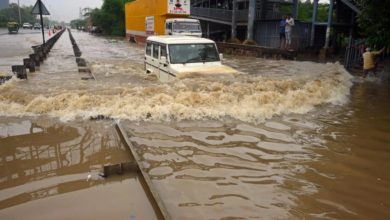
[168,43,219,64]
[173,22,201,33]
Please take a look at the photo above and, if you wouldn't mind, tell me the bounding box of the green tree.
[278,1,329,22]
[89,0,133,36]
[297,1,330,22]
[356,0,390,48]
[70,19,86,29]
[0,3,37,27]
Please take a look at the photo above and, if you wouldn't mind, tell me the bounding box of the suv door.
[145,42,153,74]
[151,43,160,76]
[158,44,171,82]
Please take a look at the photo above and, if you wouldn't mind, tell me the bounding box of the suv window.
[160,44,167,58]
[152,43,159,59]
[146,42,152,56]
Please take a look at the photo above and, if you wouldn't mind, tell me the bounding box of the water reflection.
[0,118,131,210]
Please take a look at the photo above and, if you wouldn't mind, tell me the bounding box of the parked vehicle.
[33,23,41,30]
[90,26,103,35]
[125,0,202,43]
[7,22,19,34]
[165,18,201,37]
[22,23,33,29]
[144,36,236,82]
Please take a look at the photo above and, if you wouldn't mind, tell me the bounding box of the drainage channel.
[97,120,170,220]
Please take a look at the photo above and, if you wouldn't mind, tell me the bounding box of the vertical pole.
[310,0,318,47]
[247,0,256,40]
[324,0,333,48]
[17,0,22,25]
[38,0,45,43]
[345,13,355,69]
[231,0,237,39]
[207,22,210,38]
[292,0,298,19]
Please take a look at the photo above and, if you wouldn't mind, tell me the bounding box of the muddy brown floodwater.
[1,30,390,219]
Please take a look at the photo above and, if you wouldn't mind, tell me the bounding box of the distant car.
[33,23,41,30]
[22,23,33,29]
[91,26,102,35]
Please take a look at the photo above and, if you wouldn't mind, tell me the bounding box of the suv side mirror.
[219,53,224,61]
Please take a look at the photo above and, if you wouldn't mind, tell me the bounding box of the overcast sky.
[10,0,103,22]
[10,0,330,22]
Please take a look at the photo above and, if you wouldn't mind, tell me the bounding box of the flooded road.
[121,82,390,219]
[1,30,389,219]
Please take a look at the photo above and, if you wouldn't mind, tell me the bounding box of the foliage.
[0,3,38,27]
[88,0,133,36]
[278,2,328,22]
[356,0,390,48]
[70,19,86,29]
[297,1,329,22]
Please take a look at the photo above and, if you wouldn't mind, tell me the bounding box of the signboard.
[168,0,190,15]
[31,0,50,15]
[145,16,154,35]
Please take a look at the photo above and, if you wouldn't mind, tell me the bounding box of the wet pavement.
[1,29,390,219]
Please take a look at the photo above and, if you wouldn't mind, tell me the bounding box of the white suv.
[145,36,236,82]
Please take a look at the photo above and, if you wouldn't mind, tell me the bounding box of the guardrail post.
[11,65,27,79]
[23,58,35,72]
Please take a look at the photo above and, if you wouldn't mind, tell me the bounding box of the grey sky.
[10,0,103,22]
[10,0,330,22]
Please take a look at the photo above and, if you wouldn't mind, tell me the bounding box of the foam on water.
[0,61,352,123]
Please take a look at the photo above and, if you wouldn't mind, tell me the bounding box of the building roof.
[146,36,215,44]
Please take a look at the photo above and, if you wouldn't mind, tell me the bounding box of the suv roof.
[146,36,214,44]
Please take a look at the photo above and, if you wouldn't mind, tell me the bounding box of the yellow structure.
[125,0,190,43]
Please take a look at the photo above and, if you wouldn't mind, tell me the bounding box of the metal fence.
[344,39,365,70]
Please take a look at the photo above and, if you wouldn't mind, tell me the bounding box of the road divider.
[1,28,66,85]
[67,29,95,80]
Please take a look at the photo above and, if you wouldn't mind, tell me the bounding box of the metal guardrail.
[344,39,365,70]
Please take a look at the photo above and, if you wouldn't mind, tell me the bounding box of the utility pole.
[17,0,22,24]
